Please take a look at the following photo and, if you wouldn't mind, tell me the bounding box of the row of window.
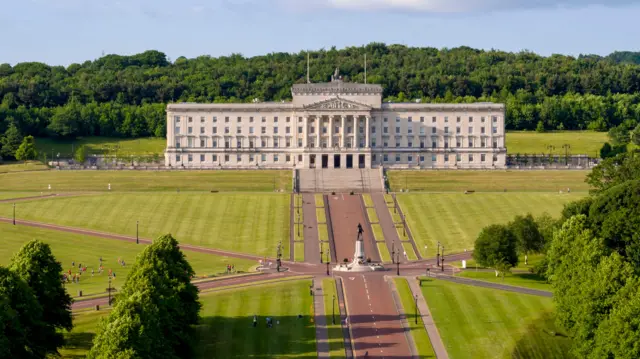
[377,153,497,163]
[175,153,497,164]
[175,125,500,136]
[177,153,302,163]
[174,115,501,124]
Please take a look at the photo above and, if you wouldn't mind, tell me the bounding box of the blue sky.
[3,0,640,66]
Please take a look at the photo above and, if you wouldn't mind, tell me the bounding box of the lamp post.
[108,275,112,306]
[320,242,324,264]
[13,203,16,225]
[326,260,330,276]
[436,241,440,266]
[415,294,418,324]
[332,295,336,325]
[441,246,445,272]
[396,250,400,276]
[562,144,571,166]
[391,241,396,264]
[136,220,139,244]
[276,241,282,272]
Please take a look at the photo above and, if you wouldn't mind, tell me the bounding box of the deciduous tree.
[14,135,37,161]
[472,224,518,277]
[508,213,544,264]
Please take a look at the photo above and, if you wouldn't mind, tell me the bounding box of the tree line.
[472,149,640,358]
[2,44,640,148]
[0,234,201,358]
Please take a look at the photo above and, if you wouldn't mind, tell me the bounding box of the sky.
[2,0,640,66]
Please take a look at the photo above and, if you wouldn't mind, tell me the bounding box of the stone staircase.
[298,168,384,193]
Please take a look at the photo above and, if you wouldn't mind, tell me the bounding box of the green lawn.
[394,278,436,358]
[420,278,572,359]
[402,242,418,261]
[294,242,305,262]
[315,194,324,207]
[452,254,545,272]
[506,131,607,156]
[456,271,551,292]
[0,170,291,192]
[398,192,584,256]
[1,193,290,257]
[387,170,589,192]
[35,136,166,158]
[0,192,51,200]
[322,279,346,359]
[362,194,374,208]
[366,208,379,224]
[0,222,256,297]
[377,242,392,263]
[371,223,385,242]
[60,280,316,358]
[317,207,327,224]
[318,224,329,242]
[0,161,49,173]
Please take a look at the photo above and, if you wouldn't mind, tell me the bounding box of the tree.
[535,120,545,133]
[89,234,200,359]
[9,240,72,350]
[472,224,518,277]
[608,123,631,146]
[14,135,37,161]
[0,266,50,359]
[632,124,640,146]
[0,122,22,160]
[586,151,640,193]
[508,214,544,264]
[600,142,613,159]
[74,145,87,164]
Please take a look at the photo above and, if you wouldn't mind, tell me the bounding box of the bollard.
[78,290,82,297]
[95,304,100,311]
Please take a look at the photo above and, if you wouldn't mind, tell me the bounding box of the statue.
[357,223,364,242]
[334,67,339,78]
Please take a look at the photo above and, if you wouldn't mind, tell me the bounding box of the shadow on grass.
[510,312,573,359]
[61,332,96,359]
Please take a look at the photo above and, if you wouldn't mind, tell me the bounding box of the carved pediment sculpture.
[305,97,371,110]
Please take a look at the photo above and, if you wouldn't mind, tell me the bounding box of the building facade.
[165,75,506,169]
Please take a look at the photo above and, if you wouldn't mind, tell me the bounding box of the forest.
[2,43,640,153]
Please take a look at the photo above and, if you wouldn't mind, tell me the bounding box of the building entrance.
[334,154,341,168]
[310,155,316,169]
[322,155,329,169]
[358,154,365,169]
[346,155,353,169]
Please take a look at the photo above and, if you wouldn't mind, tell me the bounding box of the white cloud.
[303,0,640,12]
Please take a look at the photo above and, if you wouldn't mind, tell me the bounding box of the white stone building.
[165,74,506,169]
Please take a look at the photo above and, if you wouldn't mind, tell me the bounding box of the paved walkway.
[387,278,419,358]
[407,277,449,359]
[433,273,552,297]
[302,193,321,263]
[371,193,403,261]
[313,280,330,358]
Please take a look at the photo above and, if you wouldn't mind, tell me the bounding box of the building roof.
[382,102,504,111]
[292,81,383,95]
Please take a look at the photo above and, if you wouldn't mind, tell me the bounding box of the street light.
[108,275,113,306]
[562,144,571,166]
[415,294,418,324]
[441,246,445,272]
[332,295,336,324]
[136,220,139,244]
[396,250,400,276]
[320,242,324,264]
[391,241,396,264]
[436,241,441,266]
[13,203,16,225]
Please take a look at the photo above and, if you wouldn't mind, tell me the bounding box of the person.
[91,269,94,276]
[253,315,258,328]
[72,261,75,267]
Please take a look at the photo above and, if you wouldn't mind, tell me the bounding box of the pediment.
[303,97,372,111]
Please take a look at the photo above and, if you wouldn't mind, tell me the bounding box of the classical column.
[316,115,321,148]
[353,115,359,148]
[328,116,333,148]
[303,116,308,148]
[341,115,346,148]
[365,115,370,148]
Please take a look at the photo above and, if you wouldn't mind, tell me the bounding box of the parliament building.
[165,71,506,169]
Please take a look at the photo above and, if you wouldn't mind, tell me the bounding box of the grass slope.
[322,279,347,358]
[456,271,551,292]
[0,161,49,173]
[398,193,583,255]
[0,170,291,192]
[506,131,607,156]
[60,280,316,358]
[36,136,166,157]
[421,278,572,359]
[0,192,52,200]
[394,278,436,358]
[0,222,256,297]
[388,170,589,192]
[1,193,290,257]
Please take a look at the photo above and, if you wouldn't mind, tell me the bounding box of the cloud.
[298,0,640,13]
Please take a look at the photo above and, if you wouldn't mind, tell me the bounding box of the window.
[383,141,388,147]
[384,117,388,122]
[395,127,400,134]
[444,127,449,134]
[250,117,254,123]
[298,126,303,134]
[395,140,400,148]
[431,127,436,134]
[237,140,242,148]
[274,127,279,134]
[200,127,205,134]
[261,117,266,123]
[493,141,498,149]
[372,154,377,162]
[372,126,376,134]
[213,127,217,134]
[492,127,498,134]
[249,154,254,162]
[408,116,412,122]
[286,139,291,147]
[408,141,413,147]
[371,140,377,147]
[432,116,436,123]
[225,155,230,162]
[298,139,303,147]
[468,127,473,134]
[213,155,218,162]
[493,155,498,162]
[175,116,181,123]
[175,126,180,134]
[273,139,279,148]
[396,117,400,123]
[188,117,193,123]
[175,155,180,162]
[456,140,461,148]
[408,126,413,134]
[299,117,303,122]
[274,154,279,162]
[187,138,193,147]
[188,127,193,134]
[482,117,486,123]
[481,139,486,148]
[347,126,352,134]
[261,140,266,147]
[200,154,205,162]
[492,116,498,123]
[456,154,461,162]
[395,154,401,162]
[286,127,290,134]
[237,116,242,123]
[456,127,461,134]
[212,140,218,148]
[383,127,388,134]
[468,139,473,147]
[249,127,254,134]
[224,127,230,134]
[286,117,291,123]
[469,116,473,122]
[310,126,315,134]
[456,117,461,123]
[481,127,485,134]
[249,140,254,148]
[420,141,425,148]
[298,154,302,162]
[175,141,180,148]
[225,117,229,123]
[261,127,266,134]
[431,155,437,162]
[335,126,339,133]
[237,127,242,134]
[383,154,389,162]
[445,116,449,123]
[359,127,364,134]
[261,154,267,162]
[481,154,486,162]
[237,155,242,162]
[420,127,425,135]
[444,140,449,149]
[213,116,217,123]
[188,154,193,162]
[225,141,230,148]
[200,117,205,123]
[468,154,474,162]
[200,139,205,147]
[444,154,449,162]
[432,141,437,148]
[420,117,425,123]
[420,155,425,162]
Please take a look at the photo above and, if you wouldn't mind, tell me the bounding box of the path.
[407,277,449,359]
[313,280,330,358]
[302,193,321,263]
[433,273,552,297]
[0,193,85,203]
[371,193,403,261]
[340,274,413,358]
[327,194,380,263]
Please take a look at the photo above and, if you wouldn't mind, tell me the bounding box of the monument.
[334,223,385,272]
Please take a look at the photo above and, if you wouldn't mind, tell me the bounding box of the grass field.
[318,224,329,242]
[0,170,291,192]
[506,131,607,156]
[456,271,551,292]
[294,242,305,262]
[402,242,418,261]
[371,223,384,242]
[315,194,324,207]
[317,208,327,224]
[398,192,583,256]
[0,222,256,297]
[0,161,49,173]
[388,170,589,192]
[0,192,52,200]
[60,279,316,358]
[322,279,347,359]
[420,278,572,359]
[377,242,391,263]
[366,208,379,224]
[394,278,436,358]
[362,194,374,208]
[35,136,166,158]
[1,193,290,257]
[452,254,545,271]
